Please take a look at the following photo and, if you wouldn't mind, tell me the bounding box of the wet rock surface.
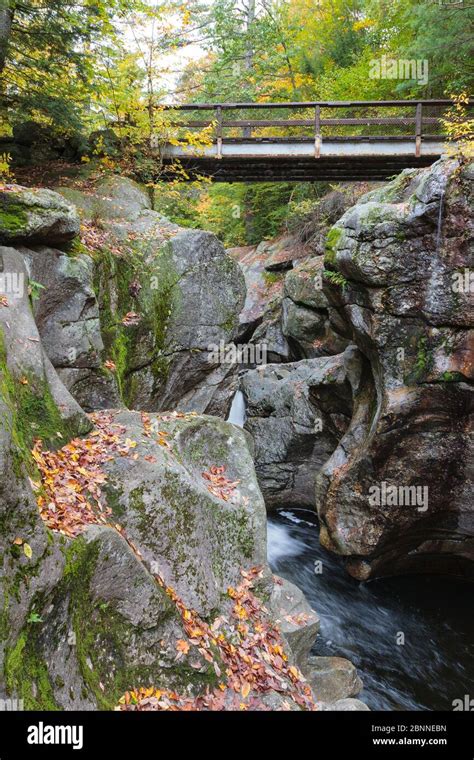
[317,159,474,578]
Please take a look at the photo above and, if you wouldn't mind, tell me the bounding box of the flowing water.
[267,508,474,711]
[227,390,246,427]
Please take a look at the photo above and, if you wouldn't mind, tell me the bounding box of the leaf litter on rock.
[31,411,315,711]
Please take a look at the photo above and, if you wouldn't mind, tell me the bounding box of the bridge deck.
[154,100,471,182]
[161,138,445,182]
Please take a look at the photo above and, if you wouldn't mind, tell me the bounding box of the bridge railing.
[159,100,472,157]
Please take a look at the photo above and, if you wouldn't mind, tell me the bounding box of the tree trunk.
[0,3,14,74]
[243,0,255,138]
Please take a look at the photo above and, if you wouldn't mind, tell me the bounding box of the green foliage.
[0,203,28,235]
[240,183,302,245]
[324,227,343,265]
[0,329,90,476]
[5,629,59,710]
[26,611,44,624]
[93,241,180,406]
[28,280,46,302]
[166,181,329,246]
[2,0,472,246]
[0,152,13,181]
[323,269,349,289]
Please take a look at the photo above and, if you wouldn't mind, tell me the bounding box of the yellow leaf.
[241,682,251,698]
[23,543,32,559]
[289,665,300,680]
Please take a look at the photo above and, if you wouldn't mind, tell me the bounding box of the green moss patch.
[93,241,181,407]
[63,535,218,708]
[0,330,89,476]
[0,203,28,237]
[324,226,343,266]
[5,628,59,710]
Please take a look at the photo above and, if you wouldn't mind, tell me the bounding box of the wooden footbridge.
[155,99,470,182]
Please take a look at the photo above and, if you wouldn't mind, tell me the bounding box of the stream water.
[267,508,474,711]
[227,390,246,427]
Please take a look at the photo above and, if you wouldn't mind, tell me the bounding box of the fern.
[323,269,349,290]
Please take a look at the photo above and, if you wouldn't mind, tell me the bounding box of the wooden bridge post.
[415,102,423,158]
[216,105,223,159]
[314,105,321,158]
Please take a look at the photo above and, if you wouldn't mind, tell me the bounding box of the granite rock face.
[317,159,474,579]
[58,178,246,414]
[241,350,356,507]
[20,244,120,411]
[100,410,270,617]
[0,254,319,710]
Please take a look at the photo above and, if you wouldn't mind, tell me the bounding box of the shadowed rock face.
[316,159,474,579]
[150,229,246,413]
[242,349,356,508]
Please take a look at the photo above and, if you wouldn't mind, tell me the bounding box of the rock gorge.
[0,157,472,711]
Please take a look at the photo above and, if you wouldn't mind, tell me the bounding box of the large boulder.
[0,185,119,410]
[0,261,319,709]
[0,187,120,410]
[241,349,357,508]
[100,410,270,616]
[58,177,246,414]
[19,245,120,411]
[317,158,474,579]
[304,656,363,703]
[0,246,91,707]
[58,175,152,224]
[0,245,90,439]
[150,230,246,412]
[1,403,320,710]
[0,186,79,246]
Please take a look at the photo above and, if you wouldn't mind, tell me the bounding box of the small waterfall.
[227,390,246,427]
[435,189,444,255]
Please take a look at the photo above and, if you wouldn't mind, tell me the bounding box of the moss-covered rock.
[0,186,79,247]
[55,177,246,413]
[1,403,317,710]
[100,409,270,617]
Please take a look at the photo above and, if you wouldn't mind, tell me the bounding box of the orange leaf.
[176,639,190,655]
